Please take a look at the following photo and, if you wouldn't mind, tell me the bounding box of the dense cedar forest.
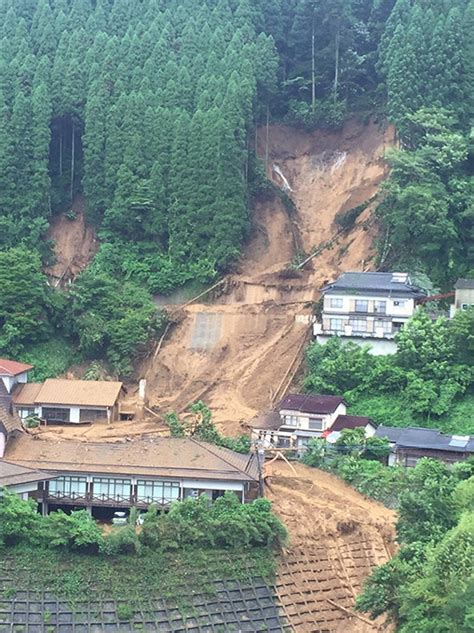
[0,0,472,373]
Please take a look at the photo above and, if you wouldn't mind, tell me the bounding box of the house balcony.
[313,322,397,339]
[32,491,178,508]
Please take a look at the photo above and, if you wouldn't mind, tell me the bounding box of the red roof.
[279,393,345,415]
[0,359,33,376]
[329,414,374,432]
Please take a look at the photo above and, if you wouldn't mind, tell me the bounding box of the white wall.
[323,294,414,318]
[0,481,39,498]
[17,406,41,419]
[53,472,245,494]
[0,371,29,394]
[1,375,13,393]
[316,334,398,356]
[0,431,5,458]
[279,401,347,431]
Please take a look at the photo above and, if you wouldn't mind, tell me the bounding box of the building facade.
[313,272,426,355]
[450,278,474,317]
[12,378,123,424]
[376,425,474,467]
[3,434,259,515]
[249,393,374,452]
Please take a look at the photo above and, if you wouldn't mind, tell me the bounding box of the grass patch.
[0,545,276,610]
[349,393,474,435]
[18,337,78,381]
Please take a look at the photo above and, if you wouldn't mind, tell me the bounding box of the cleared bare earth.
[266,461,396,632]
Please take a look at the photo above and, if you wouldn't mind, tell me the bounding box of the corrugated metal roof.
[375,425,474,453]
[12,383,43,406]
[0,359,33,376]
[34,379,123,407]
[279,393,345,415]
[4,435,259,482]
[323,272,426,297]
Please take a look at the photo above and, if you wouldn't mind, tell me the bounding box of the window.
[349,318,367,333]
[80,409,107,423]
[278,436,291,448]
[18,408,35,419]
[136,480,180,504]
[393,300,406,308]
[49,476,87,498]
[283,415,299,427]
[374,300,386,314]
[354,300,368,312]
[42,407,70,423]
[308,418,323,431]
[405,456,419,467]
[330,318,344,332]
[92,478,131,501]
[329,297,343,309]
[375,319,392,334]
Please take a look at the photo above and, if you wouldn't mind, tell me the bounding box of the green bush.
[44,510,105,553]
[0,490,43,547]
[116,603,134,621]
[166,402,251,454]
[139,493,287,551]
[103,525,140,555]
[19,338,78,382]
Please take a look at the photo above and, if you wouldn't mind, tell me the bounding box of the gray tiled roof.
[376,425,474,453]
[455,278,474,289]
[323,272,426,297]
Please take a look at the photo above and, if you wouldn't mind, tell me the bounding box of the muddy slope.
[267,461,396,632]
[141,119,393,434]
[45,195,98,284]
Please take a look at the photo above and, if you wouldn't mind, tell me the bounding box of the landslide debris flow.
[144,119,394,434]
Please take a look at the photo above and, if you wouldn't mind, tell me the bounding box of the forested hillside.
[0,0,472,375]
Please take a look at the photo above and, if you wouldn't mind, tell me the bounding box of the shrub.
[334,201,370,230]
[103,525,140,555]
[139,493,287,551]
[0,490,43,547]
[116,603,134,621]
[44,510,105,553]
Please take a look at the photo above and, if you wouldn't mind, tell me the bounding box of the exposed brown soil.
[266,461,396,632]
[141,118,394,435]
[45,195,98,284]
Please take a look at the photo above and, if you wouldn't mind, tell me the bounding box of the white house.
[13,378,123,424]
[0,359,33,412]
[313,272,426,355]
[248,393,375,452]
[449,279,474,318]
